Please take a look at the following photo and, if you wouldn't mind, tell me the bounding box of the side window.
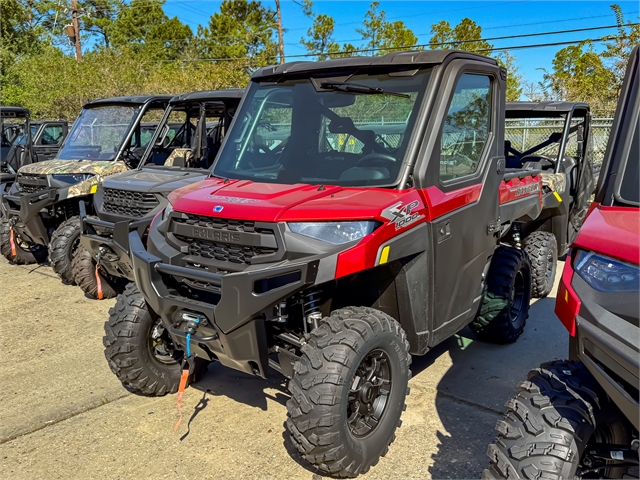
[37,125,64,145]
[440,74,491,181]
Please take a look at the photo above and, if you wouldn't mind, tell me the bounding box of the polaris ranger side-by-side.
[0,95,171,281]
[505,102,595,297]
[1,107,69,194]
[76,89,244,299]
[104,51,545,477]
[484,45,639,480]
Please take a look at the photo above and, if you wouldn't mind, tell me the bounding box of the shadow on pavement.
[192,361,290,411]
[427,296,567,478]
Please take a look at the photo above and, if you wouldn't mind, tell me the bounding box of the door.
[32,123,66,162]
[423,69,505,346]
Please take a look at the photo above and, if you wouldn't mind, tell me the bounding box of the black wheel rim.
[149,318,182,366]
[347,349,392,438]
[545,250,555,284]
[509,271,526,322]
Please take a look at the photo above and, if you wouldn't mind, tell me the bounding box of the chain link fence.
[505,118,613,167]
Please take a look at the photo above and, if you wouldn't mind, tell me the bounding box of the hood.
[169,178,409,222]
[574,205,639,265]
[18,159,127,177]
[102,167,208,195]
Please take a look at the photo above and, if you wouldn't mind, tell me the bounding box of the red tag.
[173,369,190,431]
[95,264,104,300]
[9,227,16,257]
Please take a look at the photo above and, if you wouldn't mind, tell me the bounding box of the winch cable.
[174,317,200,431]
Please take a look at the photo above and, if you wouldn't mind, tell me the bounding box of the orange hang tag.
[173,369,190,431]
[9,227,16,257]
[94,264,104,300]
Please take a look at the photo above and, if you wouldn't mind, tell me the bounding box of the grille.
[173,214,259,233]
[175,234,277,265]
[103,188,159,218]
[18,174,48,195]
[19,183,49,194]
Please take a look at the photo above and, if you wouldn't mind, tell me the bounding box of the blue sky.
[161,0,639,87]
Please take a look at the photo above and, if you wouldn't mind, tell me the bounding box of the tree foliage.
[356,2,417,54]
[429,18,492,53]
[197,0,276,62]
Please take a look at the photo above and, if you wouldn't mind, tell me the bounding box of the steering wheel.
[520,154,556,170]
[356,153,396,171]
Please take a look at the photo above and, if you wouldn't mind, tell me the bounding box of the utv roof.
[1,106,30,118]
[252,50,497,79]
[84,95,173,108]
[506,101,590,117]
[170,88,245,104]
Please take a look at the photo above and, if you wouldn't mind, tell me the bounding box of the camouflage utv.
[0,95,171,283]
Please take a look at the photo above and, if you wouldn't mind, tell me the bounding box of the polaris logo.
[192,227,241,243]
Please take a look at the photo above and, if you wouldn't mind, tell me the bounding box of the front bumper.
[129,230,319,377]
[2,189,57,244]
[79,201,148,281]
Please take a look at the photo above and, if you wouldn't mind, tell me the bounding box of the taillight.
[554,250,581,336]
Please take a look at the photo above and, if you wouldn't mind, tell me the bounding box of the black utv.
[0,95,171,280]
[75,89,244,299]
[504,102,595,297]
[1,106,69,193]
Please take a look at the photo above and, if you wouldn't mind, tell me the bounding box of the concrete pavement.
[0,260,569,479]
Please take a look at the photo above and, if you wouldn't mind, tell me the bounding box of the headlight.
[574,250,639,292]
[162,201,173,220]
[51,173,93,184]
[289,221,376,245]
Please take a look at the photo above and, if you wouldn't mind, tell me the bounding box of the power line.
[116,22,638,49]
[168,35,623,63]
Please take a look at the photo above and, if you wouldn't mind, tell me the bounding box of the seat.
[164,148,193,167]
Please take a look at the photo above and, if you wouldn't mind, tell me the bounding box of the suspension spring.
[303,289,323,331]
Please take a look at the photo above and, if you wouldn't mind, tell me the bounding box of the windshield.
[57,105,140,161]
[213,70,431,186]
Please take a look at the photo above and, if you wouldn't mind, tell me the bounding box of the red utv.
[484,45,639,479]
[104,50,545,477]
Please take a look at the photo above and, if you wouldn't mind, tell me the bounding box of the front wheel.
[470,246,532,344]
[49,216,82,284]
[483,360,635,479]
[0,221,47,264]
[72,245,127,299]
[286,307,411,478]
[103,283,208,396]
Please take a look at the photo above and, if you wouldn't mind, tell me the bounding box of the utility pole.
[275,0,285,64]
[71,0,83,62]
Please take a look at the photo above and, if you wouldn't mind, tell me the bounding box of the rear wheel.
[483,360,635,479]
[49,216,82,284]
[470,246,531,344]
[103,283,208,396]
[523,231,558,298]
[286,307,411,478]
[72,245,127,299]
[0,221,47,265]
